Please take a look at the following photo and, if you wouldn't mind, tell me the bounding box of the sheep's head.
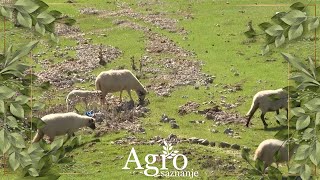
[137,90,147,103]
[87,118,96,130]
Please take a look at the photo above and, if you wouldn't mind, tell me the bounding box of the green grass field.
[0,0,318,179]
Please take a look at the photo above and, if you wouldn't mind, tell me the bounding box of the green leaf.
[244,29,256,38]
[33,102,45,111]
[48,10,62,18]
[281,10,307,25]
[262,44,269,55]
[302,128,314,140]
[15,0,40,13]
[0,100,4,114]
[258,22,272,31]
[17,12,32,28]
[300,164,311,180]
[271,12,286,24]
[50,138,64,151]
[8,40,39,66]
[0,130,11,154]
[15,95,29,104]
[290,2,305,11]
[288,24,303,40]
[304,98,320,111]
[1,6,13,18]
[308,57,316,78]
[35,23,45,35]
[268,166,282,180]
[31,0,49,14]
[296,115,310,130]
[274,128,293,140]
[295,144,310,161]
[56,17,76,26]
[310,141,320,166]
[254,158,265,172]
[316,112,320,125]
[308,17,319,31]
[28,142,44,154]
[241,148,250,161]
[265,25,284,36]
[281,53,314,78]
[28,168,39,177]
[50,33,59,43]
[275,34,285,47]
[289,164,301,174]
[19,151,32,168]
[10,103,24,119]
[11,133,26,148]
[275,114,287,125]
[37,12,55,24]
[9,152,20,171]
[291,107,305,116]
[7,116,18,128]
[0,86,16,99]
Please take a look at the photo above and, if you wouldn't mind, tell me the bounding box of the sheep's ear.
[90,118,96,123]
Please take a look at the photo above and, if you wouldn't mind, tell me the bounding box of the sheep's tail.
[32,130,44,143]
[246,100,259,117]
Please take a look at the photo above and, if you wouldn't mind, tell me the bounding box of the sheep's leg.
[245,113,254,127]
[119,91,122,102]
[260,113,268,129]
[32,130,44,143]
[127,90,133,102]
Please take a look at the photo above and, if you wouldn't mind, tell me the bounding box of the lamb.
[95,69,147,105]
[246,88,288,128]
[254,139,295,172]
[66,90,102,111]
[32,112,96,143]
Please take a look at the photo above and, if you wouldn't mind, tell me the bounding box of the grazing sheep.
[254,139,295,172]
[246,88,288,128]
[32,112,96,143]
[95,69,147,105]
[66,90,102,111]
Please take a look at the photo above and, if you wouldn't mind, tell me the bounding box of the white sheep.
[66,90,102,111]
[95,69,147,105]
[254,139,295,172]
[246,88,288,128]
[32,112,96,143]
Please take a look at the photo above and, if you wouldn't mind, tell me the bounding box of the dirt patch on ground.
[100,7,187,35]
[198,106,247,124]
[36,44,121,89]
[178,101,200,115]
[55,23,81,36]
[142,55,213,96]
